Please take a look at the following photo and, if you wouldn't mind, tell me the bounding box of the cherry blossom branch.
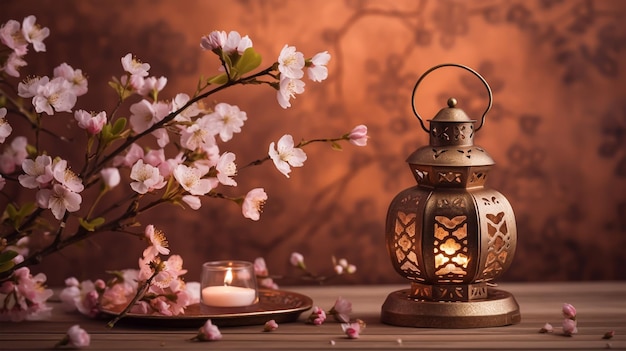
[89,66,275,178]
[0,87,67,143]
[240,136,351,170]
[106,267,159,328]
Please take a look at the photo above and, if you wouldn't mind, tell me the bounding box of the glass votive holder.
[201,260,259,308]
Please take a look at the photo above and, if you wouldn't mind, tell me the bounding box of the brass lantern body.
[381,64,521,328]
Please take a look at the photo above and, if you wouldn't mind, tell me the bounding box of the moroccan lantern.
[380,63,521,328]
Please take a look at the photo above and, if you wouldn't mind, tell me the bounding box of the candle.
[200,261,258,307]
[201,285,257,307]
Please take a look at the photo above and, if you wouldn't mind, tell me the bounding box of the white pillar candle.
[201,285,257,307]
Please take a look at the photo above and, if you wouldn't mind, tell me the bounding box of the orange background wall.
[2,0,625,286]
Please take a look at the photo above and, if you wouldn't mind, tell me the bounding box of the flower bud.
[562,303,577,319]
[289,252,305,269]
[562,318,578,336]
[263,319,278,332]
[100,167,120,189]
[348,124,368,146]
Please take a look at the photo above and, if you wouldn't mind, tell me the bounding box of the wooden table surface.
[1,282,625,350]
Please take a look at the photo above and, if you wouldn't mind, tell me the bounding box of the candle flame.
[224,267,233,286]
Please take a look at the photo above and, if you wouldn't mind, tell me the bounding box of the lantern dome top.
[428,97,475,124]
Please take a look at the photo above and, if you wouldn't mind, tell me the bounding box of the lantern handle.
[411,63,493,133]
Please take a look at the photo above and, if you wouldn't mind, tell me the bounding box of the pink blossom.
[0,267,53,321]
[223,31,252,54]
[2,52,27,77]
[137,76,167,98]
[53,63,87,96]
[348,125,368,146]
[562,318,578,336]
[334,257,357,275]
[307,306,326,325]
[200,31,227,51]
[143,148,166,168]
[121,53,150,77]
[242,188,267,221]
[269,134,307,178]
[206,102,247,142]
[66,325,90,348]
[129,159,166,194]
[173,164,215,196]
[276,76,305,109]
[151,298,174,316]
[342,320,365,339]
[196,319,222,341]
[32,76,77,115]
[215,152,237,186]
[562,303,576,320]
[36,184,82,220]
[165,288,191,316]
[306,51,331,82]
[329,296,352,323]
[113,143,144,168]
[143,224,170,259]
[289,252,305,268]
[163,255,188,281]
[278,45,305,79]
[253,257,278,289]
[180,116,216,151]
[21,15,49,53]
[185,282,201,305]
[539,322,553,333]
[129,301,150,314]
[74,110,106,134]
[254,257,269,276]
[0,281,14,294]
[0,136,28,174]
[170,93,202,122]
[18,154,53,189]
[0,19,28,55]
[181,195,201,210]
[263,319,278,332]
[100,167,121,189]
[129,99,169,134]
[52,159,84,193]
[17,76,48,98]
[59,279,100,317]
[0,108,11,143]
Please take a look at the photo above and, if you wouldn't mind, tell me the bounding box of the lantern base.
[381,288,521,328]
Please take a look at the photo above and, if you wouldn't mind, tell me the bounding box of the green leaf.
[101,123,113,140]
[3,202,36,229]
[207,73,228,85]
[0,250,17,274]
[0,250,18,263]
[0,260,15,274]
[79,217,105,232]
[331,142,343,151]
[111,117,127,136]
[233,47,262,76]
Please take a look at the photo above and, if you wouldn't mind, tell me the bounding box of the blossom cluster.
[60,225,196,319]
[0,266,53,321]
[538,303,578,336]
[306,296,353,325]
[0,15,367,323]
[253,252,358,290]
